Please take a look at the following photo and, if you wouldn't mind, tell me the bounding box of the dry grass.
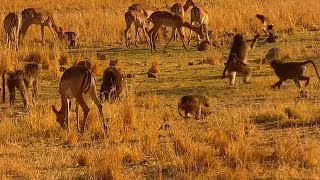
[1,0,320,179]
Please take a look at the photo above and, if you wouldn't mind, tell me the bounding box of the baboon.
[2,63,39,107]
[99,67,123,104]
[62,31,76,47]
[221,33,260,85]
[178,94,209,120]
[4,12,22,50]
[270,60,320,88]
[256,14,278,43]
[197,40,212,51]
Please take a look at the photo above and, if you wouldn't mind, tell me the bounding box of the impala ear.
[52,105,58,114]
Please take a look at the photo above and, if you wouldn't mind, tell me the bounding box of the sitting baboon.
[270,60,320,88]
[221,33,260,85]
[2,62,39,107]
[99,67,123,104]
[197,40,212,51]
[178,94,209,120]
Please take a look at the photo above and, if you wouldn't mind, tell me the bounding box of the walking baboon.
[221,33,260,85]
[270,60,320,88]
[99,67,123,104]
[2,63,39,107]
[178,94,209,120]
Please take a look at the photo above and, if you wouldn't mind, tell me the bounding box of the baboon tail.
[178,101,185,118]
[2,70,6,103]
[305,60,320,80]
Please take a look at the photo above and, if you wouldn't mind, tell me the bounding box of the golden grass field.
[1,0,320,179]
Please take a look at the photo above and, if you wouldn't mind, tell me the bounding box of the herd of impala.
[2,1,280,134]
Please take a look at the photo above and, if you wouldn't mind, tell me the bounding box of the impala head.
[64,31,77,47]
[52,105,67,129]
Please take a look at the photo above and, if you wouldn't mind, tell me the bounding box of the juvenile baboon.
[221,33,260,85]
[270,60,320,88]
[178,94,209,120]
[2,63,39,107]
[197,40,212,51]
[3,12,22,50]
[256,14,278,43]
[99,67,123,104]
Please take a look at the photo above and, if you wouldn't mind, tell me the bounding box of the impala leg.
[75,95,90,133]
[124,21,132,48]
[90,91,107,132]
[178,27,188,51]
[41,25,45,45]
[75,101,80,132]
[163,28,175,52]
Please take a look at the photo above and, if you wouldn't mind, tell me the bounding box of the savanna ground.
[1,0,320,179]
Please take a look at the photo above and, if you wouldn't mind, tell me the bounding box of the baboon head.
[233,34,244,45]
[64,31,76,47]
[52,105,67,129]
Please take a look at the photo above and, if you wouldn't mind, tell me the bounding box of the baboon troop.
[221,33,260,85]
[2,62,39,108]
[99,67,123,104]
[2,4,320,137]
[270,60,320,89]
[52,66,107,133]
[178,94,209,120]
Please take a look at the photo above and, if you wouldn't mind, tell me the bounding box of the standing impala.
[52,66,107,133]
[170,0,195,40]
[148,11,204,52]
[188,4,210,46]
[3,12,22,50]
[19,8,63,45]
[124,9,150,48]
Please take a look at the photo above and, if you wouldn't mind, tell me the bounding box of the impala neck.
[59,96,69,115]
[183,22,203,37]
[183,3,192,12]
[52,23,63,40]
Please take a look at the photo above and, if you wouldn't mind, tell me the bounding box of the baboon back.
[100,67,123,95]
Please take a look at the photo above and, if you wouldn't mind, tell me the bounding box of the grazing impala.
[170,0,195,40]
[52,66,107,133]
[188,4,210,46]
[124,9,150,48]
[3,12,22,50]
[19,8,63,45]
[148,11,204,52]
[128,3,154,18]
